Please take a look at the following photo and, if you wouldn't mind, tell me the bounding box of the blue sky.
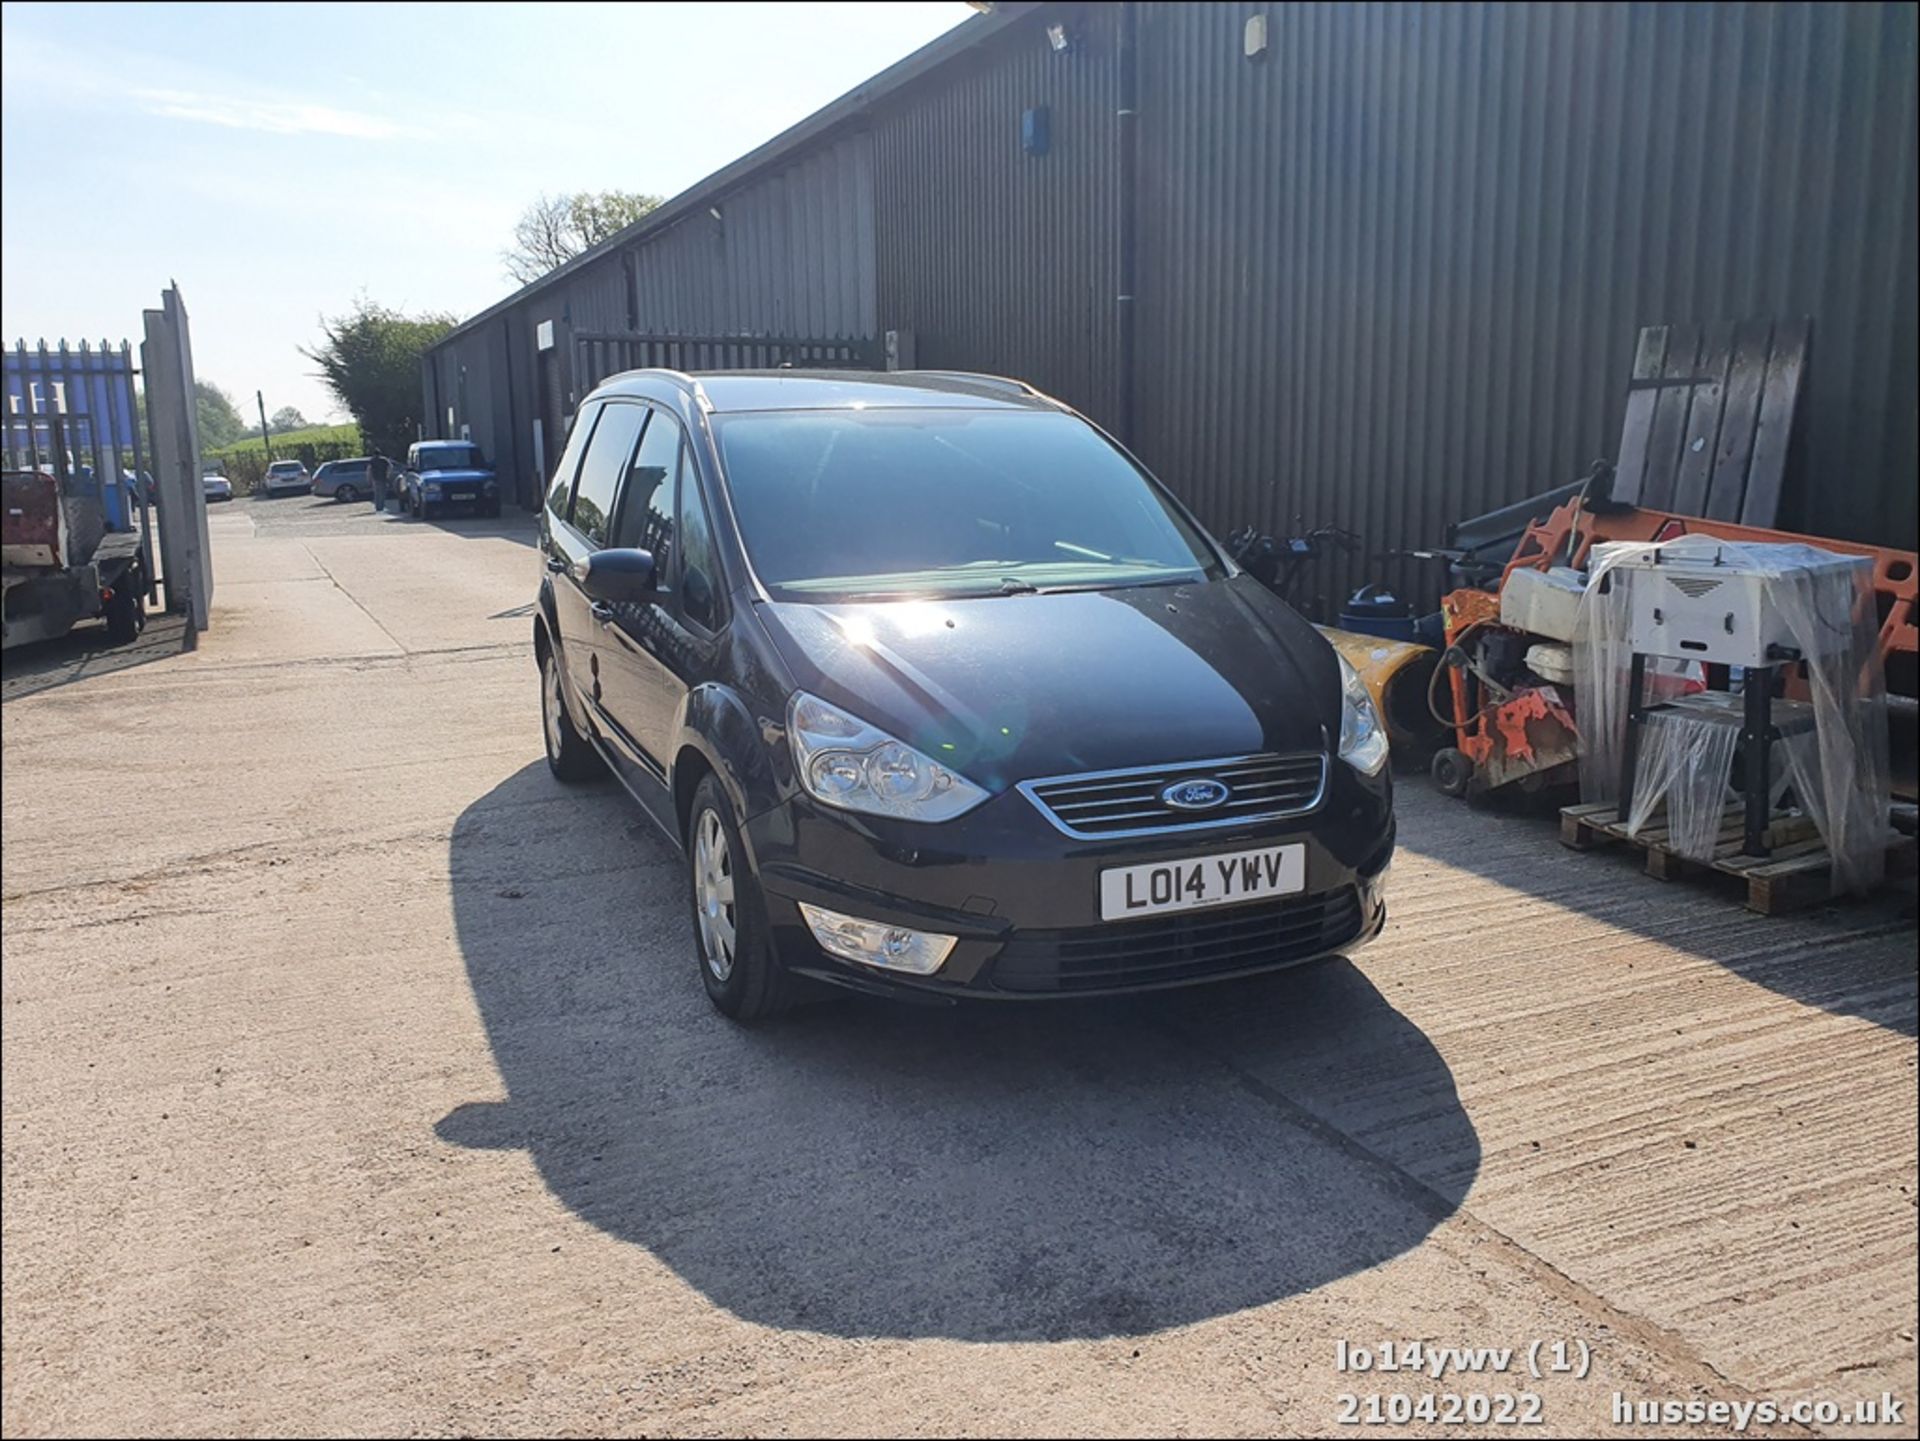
[1,1,968,423]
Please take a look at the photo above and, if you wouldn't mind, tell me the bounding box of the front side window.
[611,408,682,571]
[711,408,1219,602]
[569,403,646,548]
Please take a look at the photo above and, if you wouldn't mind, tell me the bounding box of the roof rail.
[600,366,713,412]
[898,370,1049,400]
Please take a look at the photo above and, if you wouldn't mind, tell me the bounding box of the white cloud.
[132,87,428,141]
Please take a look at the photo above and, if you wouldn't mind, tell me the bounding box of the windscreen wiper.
[1037,574,1199,595]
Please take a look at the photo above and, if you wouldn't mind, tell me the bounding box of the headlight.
[1336,654,1390,775]
[423,482,442,497]
[786,692,988,822]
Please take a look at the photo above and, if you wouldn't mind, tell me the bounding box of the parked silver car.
[312,457,372,501]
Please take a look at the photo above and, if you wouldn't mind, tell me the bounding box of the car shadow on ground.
[1,610,192,703]
[438,762,1480,1342]
[1396,780,1918,1038]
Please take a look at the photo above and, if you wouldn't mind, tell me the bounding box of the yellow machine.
[1316,626,1443,754]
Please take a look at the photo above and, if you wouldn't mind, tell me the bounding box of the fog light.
[798,903,957,976]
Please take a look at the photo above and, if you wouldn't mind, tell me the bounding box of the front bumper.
[745,762,1393,1000]
[420,481,498,507]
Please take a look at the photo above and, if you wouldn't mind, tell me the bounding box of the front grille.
[1018,751,1327,838]
[991,887,1363,993]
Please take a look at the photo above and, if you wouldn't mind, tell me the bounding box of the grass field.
[205,423,361,463]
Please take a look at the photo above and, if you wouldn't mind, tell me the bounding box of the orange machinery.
[1430,495,1918,799]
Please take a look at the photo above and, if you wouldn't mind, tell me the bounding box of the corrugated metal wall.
[1131,0,1918,603]
[630,132,877,339]
[429,0,1915,565]
[872,5,1122,421]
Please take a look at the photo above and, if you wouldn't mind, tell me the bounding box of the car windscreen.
[416,446,481,471]
[268,462,303,473]
[711,408,1220,601]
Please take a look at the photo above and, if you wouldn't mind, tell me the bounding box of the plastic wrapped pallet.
[1574,536,1890,894]
[1621,695,1804,859]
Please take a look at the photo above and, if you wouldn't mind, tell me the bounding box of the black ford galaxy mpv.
[536,370,1394,1021]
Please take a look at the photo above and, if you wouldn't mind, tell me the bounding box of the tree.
[301,299,454,457]
[195,381,245,449]
[268,405,308,432]
[503,190,663,284]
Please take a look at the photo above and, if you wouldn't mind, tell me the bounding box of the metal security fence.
[4,339,147,485]
[573,332,881,396]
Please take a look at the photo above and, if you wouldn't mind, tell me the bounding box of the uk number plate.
[1099,843,1305,921]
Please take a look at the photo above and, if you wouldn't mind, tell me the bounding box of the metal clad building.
[426,0,1918,571]
[630,132,878,340]
[872,4,1121,422]
[1131,0,1920,579]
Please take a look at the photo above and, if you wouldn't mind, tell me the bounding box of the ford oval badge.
[1161,778,1230,811]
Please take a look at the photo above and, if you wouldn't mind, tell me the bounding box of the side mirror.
[579,547,657,603]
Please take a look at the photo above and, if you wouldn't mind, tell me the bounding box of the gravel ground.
[3,495,1915,1437]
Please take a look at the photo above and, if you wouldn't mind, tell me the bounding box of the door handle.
[590,601,616,624]
[546,555,568,573]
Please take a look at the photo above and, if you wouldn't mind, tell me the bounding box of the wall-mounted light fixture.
[1046,22,1071,53]
[1244,13,1269,58]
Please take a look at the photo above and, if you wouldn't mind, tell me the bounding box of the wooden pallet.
[1559,802,1916,915]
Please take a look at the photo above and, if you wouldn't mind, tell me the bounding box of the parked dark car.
[312,457,372,501]
[535,370,1393,1021]
[403,440,499,519]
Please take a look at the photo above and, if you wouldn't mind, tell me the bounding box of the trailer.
[2,463,149,650]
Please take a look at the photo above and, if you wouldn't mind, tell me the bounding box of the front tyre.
[689,775,789,1023]
[539,640,602,782]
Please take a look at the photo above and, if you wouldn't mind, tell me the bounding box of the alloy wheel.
[541,653,564,760]
[693,808,736,982]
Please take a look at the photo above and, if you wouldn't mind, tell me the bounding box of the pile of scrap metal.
[1425,465,1918,803]
[1422,317,1917,803]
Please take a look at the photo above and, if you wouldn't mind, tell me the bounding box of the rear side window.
[569,403,646,547]
[610,408,681,569]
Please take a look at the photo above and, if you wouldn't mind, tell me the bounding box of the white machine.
[1607,541,1866,668]
[1499,564,1583,643]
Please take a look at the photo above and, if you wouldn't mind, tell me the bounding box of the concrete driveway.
[3,494,1914,1436]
